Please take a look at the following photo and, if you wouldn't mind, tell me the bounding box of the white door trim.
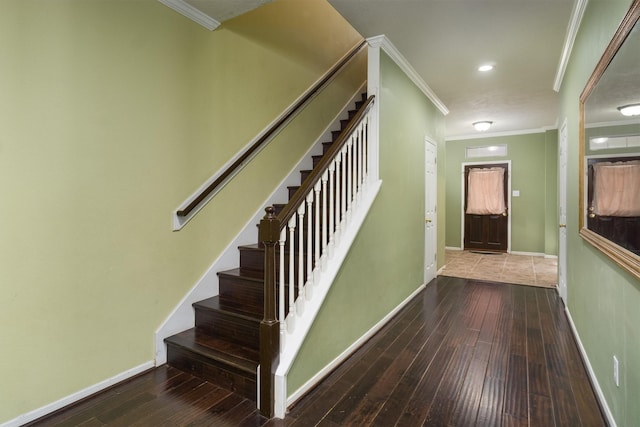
[558,118,568,303]
[424,136,437,283]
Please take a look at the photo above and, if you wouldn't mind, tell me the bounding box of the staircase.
[164,93,369,402]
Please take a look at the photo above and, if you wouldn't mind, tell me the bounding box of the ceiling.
[167,0,578,139]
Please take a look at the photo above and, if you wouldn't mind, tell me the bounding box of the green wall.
[288,50,446,394]
[0,0,364,422]
[558,1,640,425]
[445,132,558,255]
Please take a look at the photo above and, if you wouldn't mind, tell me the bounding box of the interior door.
[424,138,437,283]
[464,163,509,252]
[558,120,568,303]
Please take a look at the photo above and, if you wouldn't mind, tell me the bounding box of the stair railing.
[258,95,375,417]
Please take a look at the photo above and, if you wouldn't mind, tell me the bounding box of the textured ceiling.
[327,0,576,139]
[174,0,577,139]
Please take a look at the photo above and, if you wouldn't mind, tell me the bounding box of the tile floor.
[440,249,558,288]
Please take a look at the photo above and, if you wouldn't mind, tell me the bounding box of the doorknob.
[559,224,567,228]
[425,219,432,223]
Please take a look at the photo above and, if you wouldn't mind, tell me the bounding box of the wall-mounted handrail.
[176,39,368,218]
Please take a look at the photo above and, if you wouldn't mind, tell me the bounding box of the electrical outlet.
[613,355,620,387]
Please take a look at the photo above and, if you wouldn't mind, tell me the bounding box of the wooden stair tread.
[165,329,258,373]
[194,296,262,320]
[218,267,263,281]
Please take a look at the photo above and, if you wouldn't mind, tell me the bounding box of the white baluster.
[278,228,286,349]
[363,117,369,184]
[305,191,314,298]
[341,146,347,230]
[296,203,305,314]
[357,123,363,201]
[321,170,329,269]
[287,216,296,333]
[314,180,321,280]
[335,151,342,245]
[328,162,336,258]
[347,139,353,220]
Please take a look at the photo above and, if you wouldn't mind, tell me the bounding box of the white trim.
[446,126,557,142]
[424,136,438,284]
[284,280,426,411]
[445,247,556,259]
[460,160,512,253]
[565,307,617,427]
[0,361,154,427]
[157,0,220,30]
[553,0,589,92]
[511,251,547,257]
[156,86,368,364]
[367,42,381,182]
[366,35,449,116]
[274,179,383,418]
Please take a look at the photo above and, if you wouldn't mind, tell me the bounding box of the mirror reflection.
[583,18,640,255]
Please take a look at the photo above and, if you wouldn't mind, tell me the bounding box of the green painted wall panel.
[557,0,640,425]
[445,133,557,255]
[287,50,445,394]
[0,0,363,422]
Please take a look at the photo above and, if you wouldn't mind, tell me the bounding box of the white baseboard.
[446,247,558,260]
[284,283,426,410]
[565,308,616,427]
[1,361,154,427]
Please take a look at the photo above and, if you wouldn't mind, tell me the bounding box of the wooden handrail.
[177,39,368,218]
[276,95,375,226]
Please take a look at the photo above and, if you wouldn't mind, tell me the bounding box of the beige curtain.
[593,160,640,217]
[466,167,506,215]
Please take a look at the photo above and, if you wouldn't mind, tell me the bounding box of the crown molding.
[367,35,449,116]
[553,0,589,92]
[158,0,220,30]
[446,126,557,142]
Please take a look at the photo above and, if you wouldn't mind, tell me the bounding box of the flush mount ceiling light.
[617,103,640,116]
[478,64,494,72]
[473,121,493,132]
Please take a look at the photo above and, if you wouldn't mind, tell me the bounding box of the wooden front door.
[464,163,509,252]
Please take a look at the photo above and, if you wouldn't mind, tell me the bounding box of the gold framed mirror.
[579,0,640,280]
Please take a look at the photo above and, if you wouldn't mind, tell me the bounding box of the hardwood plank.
[27,278,607,427]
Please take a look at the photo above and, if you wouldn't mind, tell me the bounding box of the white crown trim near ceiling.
[446,126,558,142]
[553,0,589,92]
[157,0,220,30]
[367,35,449,116]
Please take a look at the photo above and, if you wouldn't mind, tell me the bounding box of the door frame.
[460,160,512,252]
[558,118,568,304]
[424,136,437,284]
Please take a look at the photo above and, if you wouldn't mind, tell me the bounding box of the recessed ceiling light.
[478,64,494,72]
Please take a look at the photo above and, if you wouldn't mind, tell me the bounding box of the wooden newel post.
[258,206,280,418]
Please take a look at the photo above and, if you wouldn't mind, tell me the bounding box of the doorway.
[558,119,568,303]
[462,162,510,252]
[424,137,437,283]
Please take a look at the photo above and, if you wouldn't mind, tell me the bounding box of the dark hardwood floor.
[27,276,606,426]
